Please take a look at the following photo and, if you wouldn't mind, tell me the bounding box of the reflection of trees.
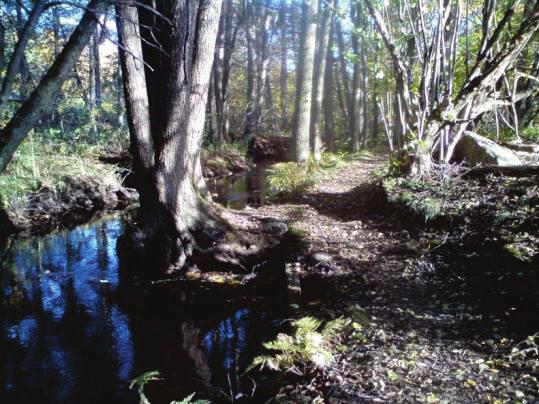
[182,322,212,387]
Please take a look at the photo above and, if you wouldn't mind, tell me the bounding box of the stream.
[207,164,271,210]
[0,169,286,404]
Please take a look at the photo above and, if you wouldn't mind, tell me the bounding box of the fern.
[130,371,209,404]
[252,317,350,375]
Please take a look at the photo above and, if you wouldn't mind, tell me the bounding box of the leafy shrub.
[251,317,349,375]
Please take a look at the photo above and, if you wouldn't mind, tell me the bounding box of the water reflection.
[0,216,283,403]
[208,165,270,209]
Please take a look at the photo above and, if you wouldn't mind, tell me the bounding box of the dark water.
[0,216,286,403]
[207,165,271,210]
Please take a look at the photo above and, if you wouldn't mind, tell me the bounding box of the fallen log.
[464,165,539,178]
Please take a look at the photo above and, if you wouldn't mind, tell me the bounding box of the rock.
[452,132,522,166]
[504,140,539,153]
[309,251,333,264]
[264,221,288,236]
[247,135,291,162]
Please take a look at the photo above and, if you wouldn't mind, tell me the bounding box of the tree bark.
[292,0,317,164]
[323,16,335,152]
[243,1,257,138]
[0,21,5,70]
[279,0,289,131]
[0,0,109,173]
[119,0,232,275]
[0,0,47,111]
[310,0,333,163]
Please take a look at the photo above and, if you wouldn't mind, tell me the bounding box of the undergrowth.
[251,316,351,376]
[130,371,209,404]
[0,137,121,214]
[268,152,352,198]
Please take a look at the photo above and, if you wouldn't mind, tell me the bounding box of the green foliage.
[318,152,348,170]
[383,177,444,223]
[268,162,316,198]
[130,371,162,404]
[251,317,350,376]
[130,371,209,404]
[520,126,539,142]
[0,137,120,213]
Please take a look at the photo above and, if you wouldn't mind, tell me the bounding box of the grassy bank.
[0,136,131,235]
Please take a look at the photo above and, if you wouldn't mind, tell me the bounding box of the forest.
[0,0,538,402]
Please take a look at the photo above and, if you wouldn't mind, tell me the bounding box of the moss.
[287,222,307,238]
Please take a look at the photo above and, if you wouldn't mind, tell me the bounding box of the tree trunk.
[243,1,257,138]
[279,0,289,131]
[0,0,109,173]
[310,0,333,163]
[92,31,102,107]
[0,0,46,111]
[323,17,335,152]
[292,0,317,164]
[120,0,235,275]
[0,21,5,70]
[349,3,366,152]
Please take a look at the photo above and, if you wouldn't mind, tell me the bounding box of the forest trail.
[228,155,538,402]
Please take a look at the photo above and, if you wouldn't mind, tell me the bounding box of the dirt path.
[227,155,538,403]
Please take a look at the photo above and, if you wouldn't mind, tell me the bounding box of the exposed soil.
[0,181,137,238]
[228,155,539,403]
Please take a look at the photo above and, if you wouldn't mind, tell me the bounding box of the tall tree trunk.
[120,0,233,275]
[279,0,289,131]
[254,1,275,133]
[349,4,365,151]
[0,0,109,173]
[213,8,226,143]
[335,18,352,120]
[324,17,335,152]
[310,0,333,163]
[92,31,101,107]
[292,0,317,164]
[0,21,6,70]
[243,1,257,138]
[115,1,155,226]
[88,37,98,140]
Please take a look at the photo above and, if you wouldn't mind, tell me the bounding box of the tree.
[310,0,334,163]
[117,0,252,275]
[292,0,317,164]
[0,0,47,112]
[366,0,539,174]
[0,0,110,173]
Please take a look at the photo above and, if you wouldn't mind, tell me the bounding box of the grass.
[267,152,353,199]
[201,141,248,175]
[0,136,121,219]
[268,162,316,197]
[382,177,445,223]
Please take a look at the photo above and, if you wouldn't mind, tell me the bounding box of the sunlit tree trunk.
[324,17,336,152]
[310,0,333,163]
[119,0,228,274]
[279,0,289,131]
[292,0,316,164]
